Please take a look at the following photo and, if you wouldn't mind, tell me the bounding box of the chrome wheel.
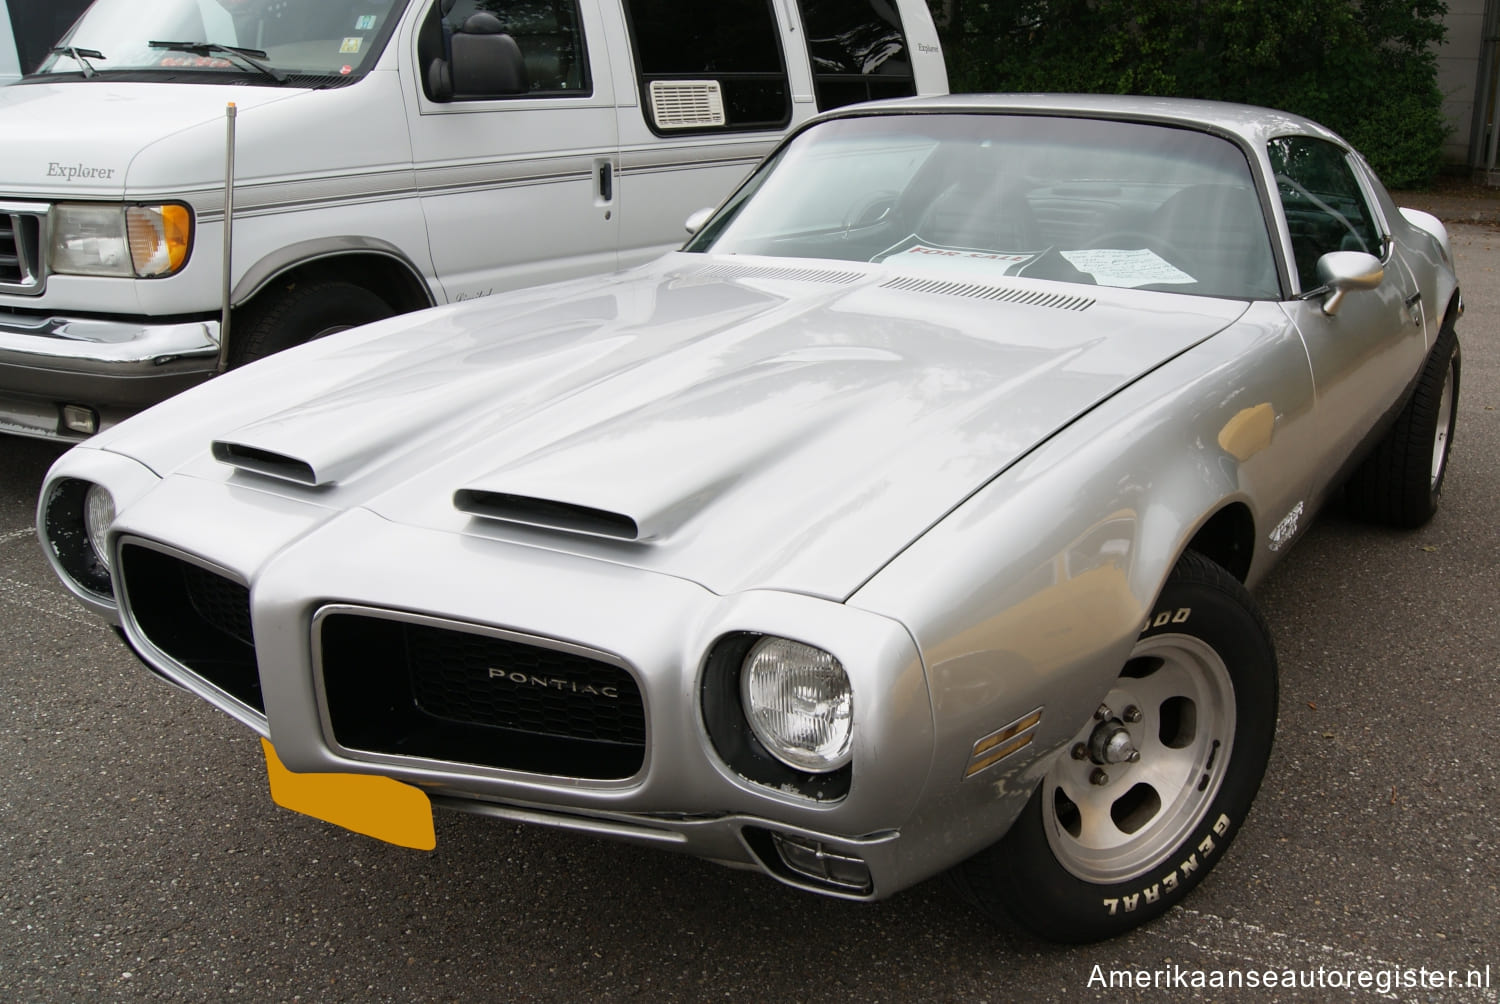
[1431,355,1456,488]
[1043,634,1236,884]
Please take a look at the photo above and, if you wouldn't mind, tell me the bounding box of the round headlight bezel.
[739,636,854,773]
[41,477,115,599]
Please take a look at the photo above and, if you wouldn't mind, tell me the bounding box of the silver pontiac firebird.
[38,94,1461,942]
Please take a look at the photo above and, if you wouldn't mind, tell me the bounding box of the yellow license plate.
[262,738,435,850]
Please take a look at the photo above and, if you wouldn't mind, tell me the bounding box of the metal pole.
[216,102,236,373]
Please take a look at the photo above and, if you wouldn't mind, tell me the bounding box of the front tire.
[228,278,394,366]
[1345,322,1460,528]
[952,551,1277,942]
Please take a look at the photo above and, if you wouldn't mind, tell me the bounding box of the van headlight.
[41,478,115,598]
[741,637,853,772]
[49,203,193,278]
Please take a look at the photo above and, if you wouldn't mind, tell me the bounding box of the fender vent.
[881,276,1095,312]
[649,80,726,129]
[212,442,319,486]
[455,490,640,541]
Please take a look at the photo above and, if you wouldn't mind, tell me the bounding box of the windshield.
[34,0,409,85]
[689,113,1280,299]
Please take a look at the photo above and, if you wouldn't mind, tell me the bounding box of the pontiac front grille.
[0,205,45,293]
[318,611,646,780]
[119,544,263,714]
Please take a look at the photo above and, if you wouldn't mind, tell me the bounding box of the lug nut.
[1071,743,1088,760]
[1095,704,1112,721]
[1124,706,1142,723]
[1090,768,1109,786]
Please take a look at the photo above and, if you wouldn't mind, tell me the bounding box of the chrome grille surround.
[313,605,649,784]
[116,536,266,730]
[0,201,49,295]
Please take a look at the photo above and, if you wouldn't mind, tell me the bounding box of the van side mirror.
[684,208,714,235]
[1316,251,1382,316]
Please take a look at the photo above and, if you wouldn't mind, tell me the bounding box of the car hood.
[101,254,1250,599]
[0,81,306,196]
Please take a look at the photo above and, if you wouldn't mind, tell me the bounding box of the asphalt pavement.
[1,226,1497,1002]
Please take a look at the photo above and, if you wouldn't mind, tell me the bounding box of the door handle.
[598,160,613,203]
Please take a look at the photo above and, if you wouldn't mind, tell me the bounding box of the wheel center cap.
[1088,720,1140,765]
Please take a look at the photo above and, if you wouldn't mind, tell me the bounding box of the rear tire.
[1345,322,1460,528]
[228,278,394,366]
[951,551,1277,943]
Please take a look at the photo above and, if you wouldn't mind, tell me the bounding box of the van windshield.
[33,0,410,84]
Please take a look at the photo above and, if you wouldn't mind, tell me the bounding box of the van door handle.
[598,161,613,202]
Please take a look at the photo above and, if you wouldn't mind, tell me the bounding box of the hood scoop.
[454,490,640,541]
[881,275,1096,312]
[212,441,320,486]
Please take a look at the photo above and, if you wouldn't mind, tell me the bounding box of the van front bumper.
[0,313,220,440]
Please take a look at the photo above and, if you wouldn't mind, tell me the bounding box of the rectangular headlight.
[50,202,193,278]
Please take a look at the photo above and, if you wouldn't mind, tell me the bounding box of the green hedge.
[934,0,1450,188]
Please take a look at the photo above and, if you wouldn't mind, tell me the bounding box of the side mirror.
[684,208,714,235]
[1316,251,1383,316]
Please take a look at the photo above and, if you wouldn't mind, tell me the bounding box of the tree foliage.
[934,0,1449,188]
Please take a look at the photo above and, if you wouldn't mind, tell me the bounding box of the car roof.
[813,93,1349,152]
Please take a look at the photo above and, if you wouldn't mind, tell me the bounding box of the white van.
[0,0,946,440]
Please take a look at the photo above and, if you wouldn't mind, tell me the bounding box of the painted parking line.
[0,574,109,632]
[1142,908,1496,1002]
[0,527,36,546]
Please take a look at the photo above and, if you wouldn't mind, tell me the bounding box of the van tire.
[229,278,394,366]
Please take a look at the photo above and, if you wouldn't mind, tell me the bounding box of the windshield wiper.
[147,41,289,83]
[50,46,106,78]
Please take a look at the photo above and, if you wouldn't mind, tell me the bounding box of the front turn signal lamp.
[50,202,193,278]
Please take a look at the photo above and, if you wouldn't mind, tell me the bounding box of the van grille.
[319,611,646,780]
[0,206,45,294]
[120,543,263,714]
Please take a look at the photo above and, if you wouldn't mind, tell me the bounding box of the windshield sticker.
[877,238,1037,278]
[340,37,364,54]
[1060,249,1195,288]
[356,15,378,30]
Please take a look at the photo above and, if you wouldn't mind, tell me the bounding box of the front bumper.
[0,312,220,440]
[69,465,964,898]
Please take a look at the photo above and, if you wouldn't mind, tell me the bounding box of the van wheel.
[228,278,394,366]
[1345,323,1460,528]
[951,551,1277,942]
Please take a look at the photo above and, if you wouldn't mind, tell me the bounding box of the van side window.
[622,0,790,134]
[795,0,917,110]
[418,0,591,101]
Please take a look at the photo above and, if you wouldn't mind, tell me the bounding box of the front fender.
[848,304,1315,879]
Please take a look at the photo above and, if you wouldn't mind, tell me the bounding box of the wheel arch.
[1181,501,1256,584]
[230,238,436,316]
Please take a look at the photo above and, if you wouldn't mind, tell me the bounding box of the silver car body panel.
[38,95,1460,899]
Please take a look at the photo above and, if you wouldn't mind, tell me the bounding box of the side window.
[795,0,916,110]
[419,0,591,102]
[1268,136,1384,292]
[622,0,790,134]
